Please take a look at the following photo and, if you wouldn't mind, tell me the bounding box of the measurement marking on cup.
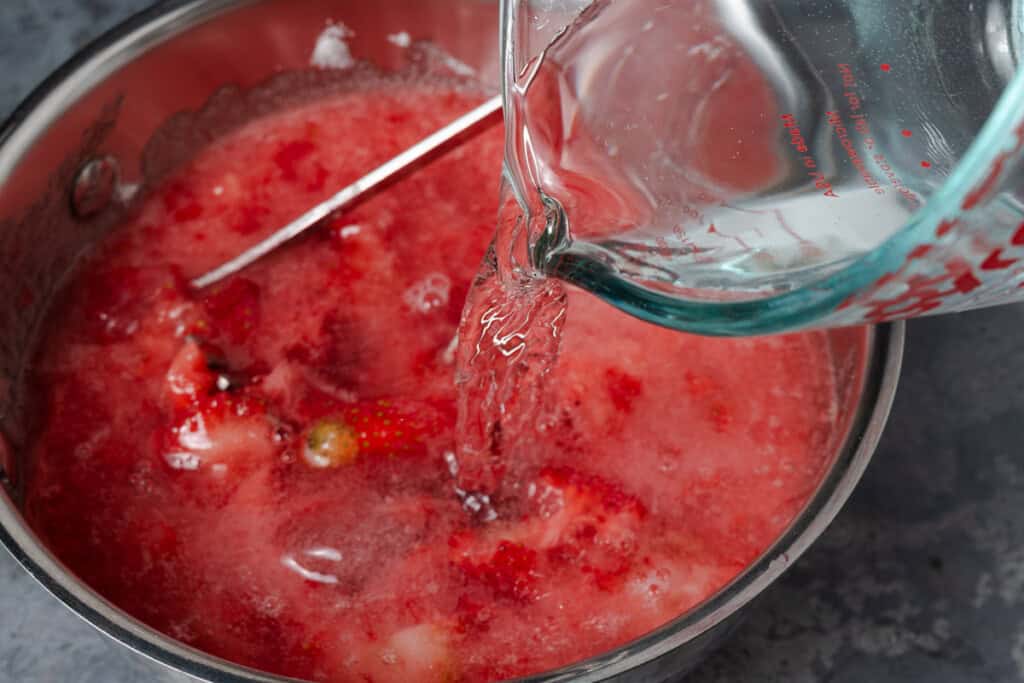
[835,62,1024,321]
[654,193,720,258]
[779,113,835,197]
[826,110,883,194]
[834,64,920,205]
[960,120,1024,211]
[981,248,1018,270]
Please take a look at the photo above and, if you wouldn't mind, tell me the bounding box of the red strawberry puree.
[25,82,850,682]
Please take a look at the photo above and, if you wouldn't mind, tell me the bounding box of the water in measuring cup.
[506,0,1022,303]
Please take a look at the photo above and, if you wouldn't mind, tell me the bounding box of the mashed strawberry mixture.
[25,82,850,682]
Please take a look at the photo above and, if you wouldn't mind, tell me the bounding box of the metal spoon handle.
[191,94,503,290]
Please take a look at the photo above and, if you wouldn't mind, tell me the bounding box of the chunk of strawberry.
[457,540,539,603]
[529,467,647,591]
[366,623,457,683]
[682,371,734,432]
[162,392,278,477]
[165,340,216,410]
[273,140,316,182]
[77,265,189,343]
[605,368,643,413]
[624,554,736,616]
[452,595,492,635]
[454,467,648,595]
[195,277,261,344]
[162,181,203,222]
[531,467,646,537]
[232,205,270,236]
[300,399,451,468]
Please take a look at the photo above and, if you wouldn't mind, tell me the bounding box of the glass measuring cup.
[502,0,1024,335]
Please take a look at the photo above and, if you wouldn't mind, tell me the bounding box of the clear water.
[504,0,1022,304]
[453,188,568,500]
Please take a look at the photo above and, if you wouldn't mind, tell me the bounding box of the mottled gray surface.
[2,1,1024,682]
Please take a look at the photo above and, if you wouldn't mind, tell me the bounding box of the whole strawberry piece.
[301,399,450,469]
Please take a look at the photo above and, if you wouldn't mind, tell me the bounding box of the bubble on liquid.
[311,22,356,70]
[388,31,412,48]
[168,621,198,643]
[458,490,498,522]
[338,224,362,239]
[443,450,459,477]
[129,462,155,493]
[165,451,201,471]
[175,413,212,451]
[257,596,285,619]
[658,459,678,473]
[403,273,451,313]
[440,334,459,365]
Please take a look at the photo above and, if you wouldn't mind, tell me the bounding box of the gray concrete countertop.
[2,1,1023,682]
